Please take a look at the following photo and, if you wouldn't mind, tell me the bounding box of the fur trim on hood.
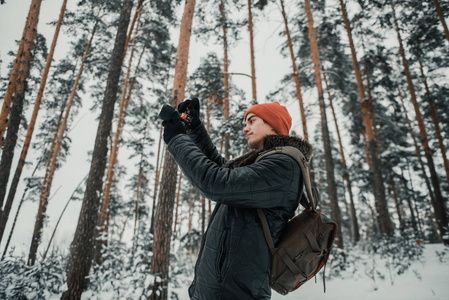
[223,135,313,169]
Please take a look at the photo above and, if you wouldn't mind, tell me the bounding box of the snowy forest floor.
[4,242,447,299]
[170,243,449,300]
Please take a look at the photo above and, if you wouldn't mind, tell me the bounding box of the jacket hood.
[223,135,313,169]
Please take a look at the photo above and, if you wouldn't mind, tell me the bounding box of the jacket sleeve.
[168,134,300,209]
[187,123,227,167]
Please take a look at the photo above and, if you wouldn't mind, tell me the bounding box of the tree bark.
[220,0,231,159]
[338,0,393,237]
[304,0,343,249]
[97,27,145,264]
[150,126,164,235]
[27,20,98,266]
[0,0,42,147]
[150,1,196,299]
[0,92,26,243]
[173,172,183,233]
[8,0,67,264]
[323,71,360,243]
[247,0,257,104]
[280,0,309,140]
[61,0,133,298]
[390,0,448,244]
[0,0,43,225]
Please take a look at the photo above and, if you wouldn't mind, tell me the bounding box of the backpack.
[255,146,337,295]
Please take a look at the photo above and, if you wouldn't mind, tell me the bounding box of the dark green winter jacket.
[167,124,313,300]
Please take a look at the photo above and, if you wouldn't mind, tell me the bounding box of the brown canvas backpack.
[256,146,337,295]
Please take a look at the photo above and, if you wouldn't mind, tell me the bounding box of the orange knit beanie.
[244,102,292,136]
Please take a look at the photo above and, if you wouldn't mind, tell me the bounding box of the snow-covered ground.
[172,243,449,300]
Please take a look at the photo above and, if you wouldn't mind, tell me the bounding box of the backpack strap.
[255,146,317,259]
[255,146,318,210]
[256,209,275,254]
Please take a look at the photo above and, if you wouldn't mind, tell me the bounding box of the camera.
[158,104,192,123]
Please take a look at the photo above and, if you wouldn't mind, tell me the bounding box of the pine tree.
[404,0,449,187]
[303,0,344,249]
[61,0,133,297]
[6,0,68,265]
[339,0,393,237]
[97,0,145,263]
[247,0,257,104]
[150,1,196,299]
[28,16,99,266]
[195,0,244,158]
[0,32,48,243]
[0,0,43,146]
[0,0,44,229]
[389,0,448,244]
[323,71,360,243]
[279,0,309,140]
[220,0,231,159]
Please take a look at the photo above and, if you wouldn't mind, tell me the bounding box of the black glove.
[159,105,186,144]
[177,97,201,130]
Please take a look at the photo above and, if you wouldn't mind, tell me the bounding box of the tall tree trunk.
[0,92,26,242]
[323,71,360,243]
[361,133,372,168]
[27,21,98,266]
[433,0,449,42]
[150,126,164,235]
[220,1,231,159]
[390,0,448,244]
[304,0,343,249]
[417,57,449,185]
[4,0,67,264]
[7,0,67,219]
[338,0,393,237]
[363,59,379,139]
[279,0,309,140]
[0,0,42,147]
[97,30,145,264]
[173,172,183,233]
[247,0,257,104]
[0,0,43,224]
[150,1,196,299]
[61,1,133,298]
[122,0,144,63]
